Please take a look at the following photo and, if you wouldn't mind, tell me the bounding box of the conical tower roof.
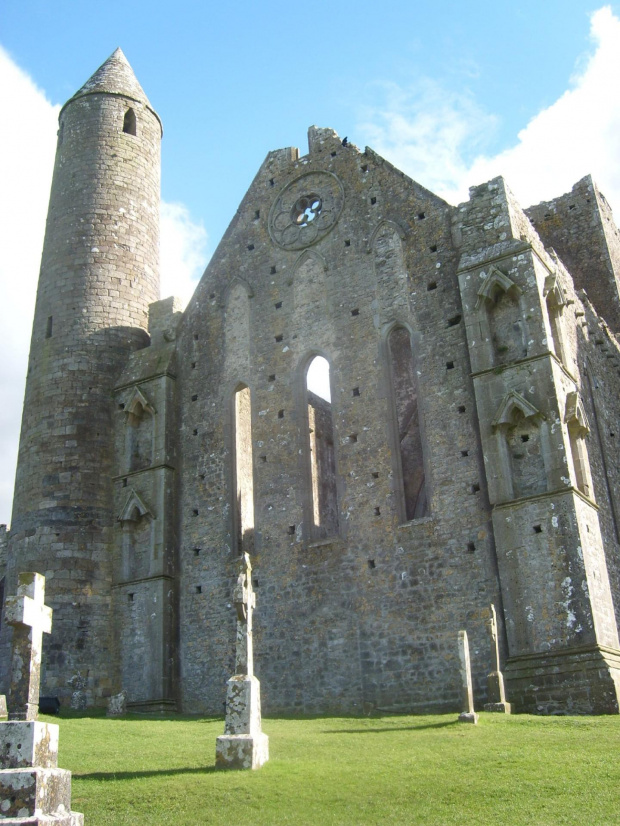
[68,48,154,109]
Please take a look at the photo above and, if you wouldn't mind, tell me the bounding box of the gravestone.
[457,629,478,724]
[0,696,6,719]
[483,604,511,713]
[0,572,83,824]
[107,690,128,716]
[68,673,88,711]
[216,553,269,769]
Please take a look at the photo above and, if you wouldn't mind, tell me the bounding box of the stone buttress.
[0,49,162,705]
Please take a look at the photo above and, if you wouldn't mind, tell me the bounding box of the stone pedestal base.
[0,767,83,824]
[216,732,269,770]
[458,712,479,724]
[0,722,59,769]
[484,702,511,713]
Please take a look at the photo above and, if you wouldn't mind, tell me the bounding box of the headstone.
[216,553,269,770]
[107,690,128,716]
[0,572,84,824]
[68,672,88,710]
[483,604,511,713]
[0,696,6,719]
[457,629,478,724]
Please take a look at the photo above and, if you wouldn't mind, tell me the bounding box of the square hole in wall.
[118,403,125,410]
[194,548,201,556]
[128,593,134,602]
[268,374,276,382]
[418,212,426,220]
[192,509,199,516]
[247,244,255,251]
[269,178,275,186]
[429,245,438,252]
[374,507,381,516]
[331,151,337,157]
[287,525,296,535]
[370,196,377,205]
[533,524,543,533]
[275,301,282,309]
[361,164,368,172]
[349,433,358,443]
[194,333,199,340]
[352,387,360,396]
[427,282,437,291]
[191,394,198,401]
[278,410,284,419]
[191,362,196,369]
[196,585,202,594]
[371,471,380,478]
[447,314,462,327]
[260,455,267,462]
[122,478,128,487]
[351,308,360,316]
[193,428,198,436]
[368,559,376,569]
[521,434,529,442]
[275,334,283,343]
[209,292,216,299]
[199,473,206,481]
[271,266,277,275]
[345,239,351,247]
[467,542,476,553]
[471,483,480,494]
[446,361,454,370]
[461,450,469,457]
[254,210,260,220]
[458,406,466,414]
[253,579,259,589]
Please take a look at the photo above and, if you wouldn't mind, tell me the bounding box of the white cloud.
[360,6,620,216]
[160,202,208,305]
[0,47,206,525]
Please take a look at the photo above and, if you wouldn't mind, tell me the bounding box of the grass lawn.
[48,711,620,825]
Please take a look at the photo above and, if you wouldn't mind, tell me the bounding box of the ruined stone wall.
[1,83,161,705]
[526,177,620,334]
[175,128,502,715]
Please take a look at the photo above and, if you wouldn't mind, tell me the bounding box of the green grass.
[47,711,620,825]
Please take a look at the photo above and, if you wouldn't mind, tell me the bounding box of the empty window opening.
[233,384,255,555]
[46,316,53,339]
[123,108,137,135]
[374,507,381,516]
[118,403,125,410]
[193,428,198,436]
[446,361,454,370]
[351,308,360,316]
[128,593,134,602]
[352,387,360,397]
[418,212,426,220]
[447,314,462,327]
[287,525,296,535]
[305,356,339,539]
[194,333,199,340]
[345,239,351,247]
[368,559,376,569]
[254,210,260,220]
[349,433,358,443]
[127,400,153,472]
[387,326,428,521]
[533,525,543,533]
[467,542,476,553]
[271,266,277,275]
[278,409,284,419]
[195,585,202,594]
[427,282,437,291]
[253,579,259,588]
[461,450,469,457]
[191,362,196,369]
[371,197,377,205]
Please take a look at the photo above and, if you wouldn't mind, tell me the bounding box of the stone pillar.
[484,604,511,713]
[0,573,83,824]
[458,630,478,724]
[216,554,269,769]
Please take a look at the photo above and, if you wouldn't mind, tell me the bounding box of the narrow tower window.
[45,316,53,339]
[305,356,339,539]
[387,327,428,520]
[123,108,137,136]
[234,384,255,554]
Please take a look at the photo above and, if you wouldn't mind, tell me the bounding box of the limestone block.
[0,722,59,769]
[223,676,262,736]
[106,690,127,716]
[0,767,73,818]
[215,732,269,770]
[0,696,7,719]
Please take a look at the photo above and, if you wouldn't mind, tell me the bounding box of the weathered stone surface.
[0,722,59,769]
[0,696,7,720]
[0,767,73,819]
[458,630,478,724]
[483,605,511,713]
[106,690,128,716]
[215,733,269,771]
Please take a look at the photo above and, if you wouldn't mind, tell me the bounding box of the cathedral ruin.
[2,48,620,715]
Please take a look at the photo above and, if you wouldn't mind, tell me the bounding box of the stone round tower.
[2,49,161,704]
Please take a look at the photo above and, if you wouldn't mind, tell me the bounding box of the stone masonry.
[2,50,620,716]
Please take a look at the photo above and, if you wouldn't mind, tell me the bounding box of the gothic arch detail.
[124,386,156,418]
[292,248,328,276]
[118,488,153,523]
[565,391,593,499]
[367,219,406,253]
[220,275,254,308]
[492,391,543,430]
[475,266,521,309]
[493,391,548,500]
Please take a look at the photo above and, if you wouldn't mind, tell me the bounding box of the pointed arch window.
[124,388,154,472]
[304,356,339,539]
[492,391,548,500]
[233,384,255,554]
[387,326,428,521]
[565,392,593,499]
[123,108,137,136]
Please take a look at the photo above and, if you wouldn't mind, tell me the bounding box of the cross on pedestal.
[5,572,53,721]
[233,553,256,677]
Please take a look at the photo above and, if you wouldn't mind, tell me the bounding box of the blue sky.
[1,1,620,523]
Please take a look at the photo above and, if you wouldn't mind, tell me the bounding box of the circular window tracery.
[269,171,344,250]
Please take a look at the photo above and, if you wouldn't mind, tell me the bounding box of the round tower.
[2,49,162,704]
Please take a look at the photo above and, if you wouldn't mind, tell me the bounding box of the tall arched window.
[387,326,428,521]
[126,401,153,472]
[305,356,338,539]
[233,384,255,554]
[123,108,137,135]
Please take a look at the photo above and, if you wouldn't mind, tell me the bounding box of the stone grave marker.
[483,604,511,713]
[0,572,83,824]
[457,629,478,724]
[216,553,269,769]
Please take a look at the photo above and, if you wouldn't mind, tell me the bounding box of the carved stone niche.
[124,387,156,473]
[475,266,525,368]
[543,272,569,367]
[565,391,593,500]
[118,489,154,582]
[492,391,548,501]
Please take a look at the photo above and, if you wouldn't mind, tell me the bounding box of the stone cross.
[233,553,256,677]
[484,603,511,713]
[457,629,478,724]
[489,604,500,672]
[5,572,53,721]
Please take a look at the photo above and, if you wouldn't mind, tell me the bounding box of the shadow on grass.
[76,766,219,781]
[323,720,458,734]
